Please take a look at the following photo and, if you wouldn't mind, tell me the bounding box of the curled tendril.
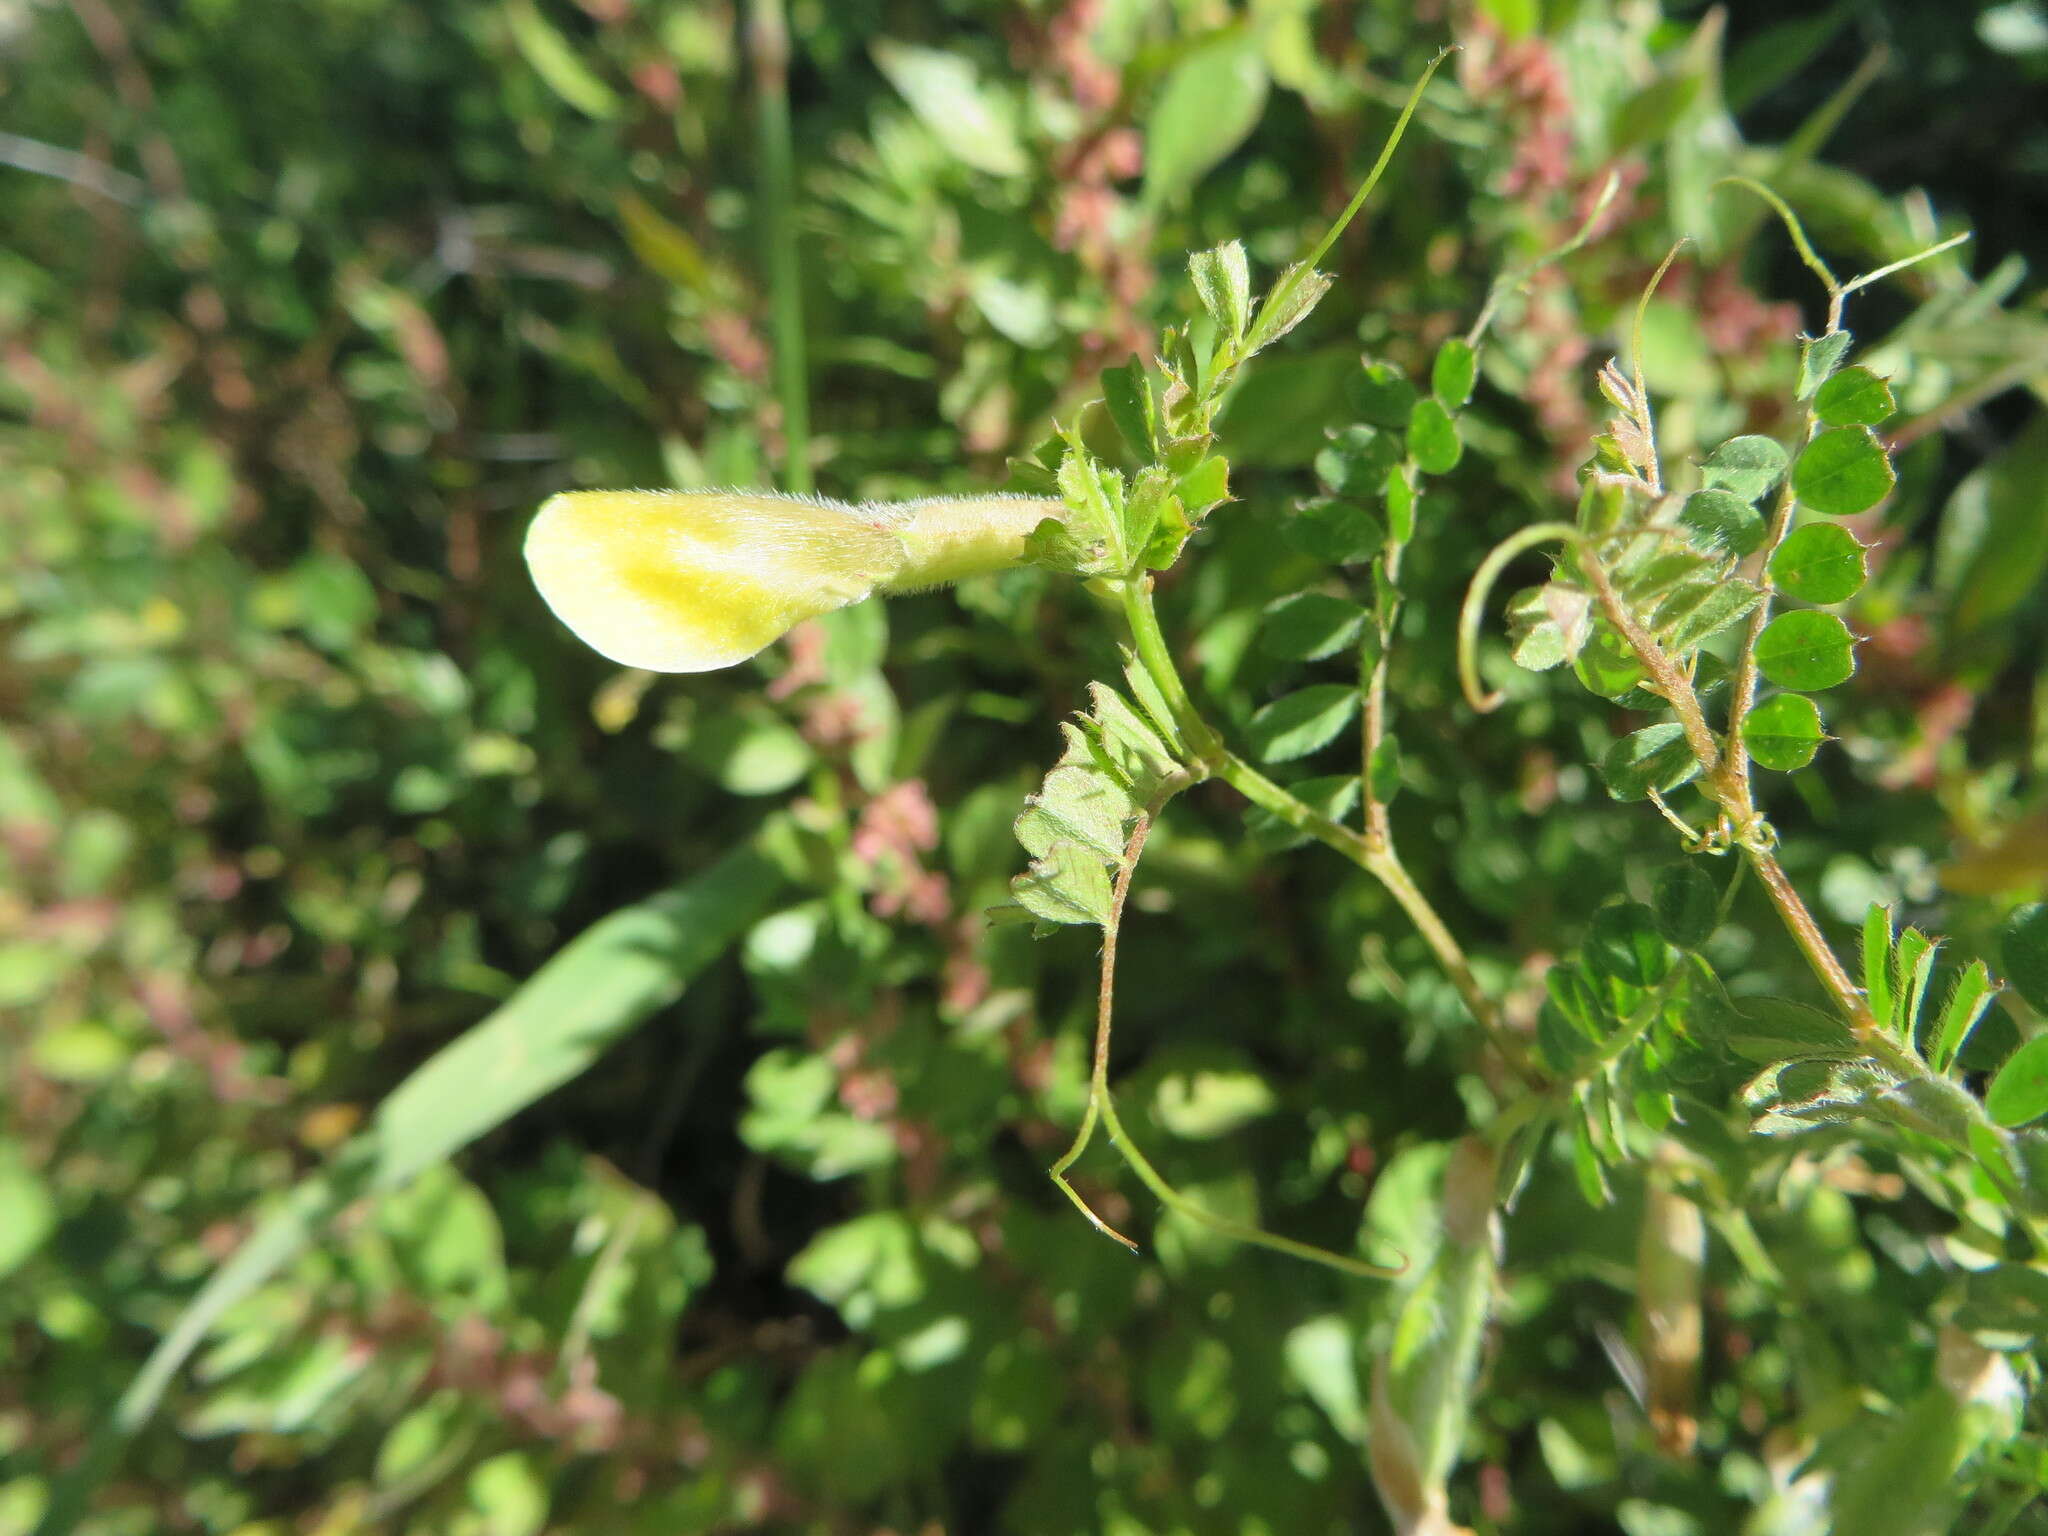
[1456,522,1586,714]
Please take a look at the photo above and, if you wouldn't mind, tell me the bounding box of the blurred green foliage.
[3,1,2047,1533]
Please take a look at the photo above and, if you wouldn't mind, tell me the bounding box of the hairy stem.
[1577,550,1721,777]
[1745,847,1907,1069]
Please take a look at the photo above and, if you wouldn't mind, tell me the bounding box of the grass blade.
[35,844,781,1536]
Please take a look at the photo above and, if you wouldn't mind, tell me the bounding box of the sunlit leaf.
[1987,1036,2048,1127]
[1431,337,1477,409]
[1407,398,1463,475]
[1679,488,1765,555]
[1754,610,1855,690]
[1601,723,1700,802]
[1769,523,1867,604]
[1247,684,1360,762]
[1259,591,1367,661]
[2003,904,2048,1013]
[1792,426,1895,516]
[1812,365,1895,427]
[1742,692,1824,771]
[1699,435,1788,503]
[872,39,1028,176]
[1144,32,1270,204]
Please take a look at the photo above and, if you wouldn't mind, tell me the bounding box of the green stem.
[1048,816,1150,1255]
[1119,578,1223,765]
[747,0,810,493]
[1224,746,1533,1081]
[1361,529,1404,853]
[1094,1087,1402,1279]
[1283,49,1451,284]
[1242,47,1451,359]
[1119,579,1531,1079]
[1047,812,1399,1277]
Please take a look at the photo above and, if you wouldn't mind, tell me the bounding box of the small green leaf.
[1176,454,1231,517]
[1616,544,1716,601]
[1315,425,1400,499]
[1602,723,1702,802]
[2001,904,2048,1013]
[1015,729,1131,863]
[1406,398,1462,475]
[1102,356,1157,459]
[1930,959,1998,1073]
[1679,489,1765,555]
[1247,684,1360,763]
[1651,864,1719,950]
[1384,468,1417,543]
[1813,365,1895,427]
[1699,435,1789,503]
[1084,683,1183,802]
[0,1140,55,1280]
[1259,591,1367,661]
[1284,498,1384,566]
[1143,32,1270,205]
[1895,928,1941,1042]
[1726,997,1862,1063]
[1012,841,1113,926]
[1368,734,1402,804]
[1244,262,1331,354]
[1348,361,1417,428]
[1119,465,1175,558]
[1742,693,1824,772]
[1586,901,1674,986]
[1189,241,1252,345]
[1792,426,1896,515]
[872,40,1027,177]
[1507,583,1590,671]
[1754,610,1856,690]
[1987,1036,2048,1128]
[1574,625,1646,699]
[1769,523,1867,604]
[467,1451,549,1536]
[1863,904,1895,1030]
[1056,444,1126,557]
[376,1395,465,1489]
[1661,581,1763,654]
[1153,1064,1276,1139]
[1121,646,1186,756]
[1797,331,1853,398]
[1956,1265,2048,1338]
[1431,337,1477,409]
[1572,1114,1612,1206]
[504,0,620,119]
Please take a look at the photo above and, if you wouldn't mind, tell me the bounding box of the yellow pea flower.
[524,489,1065,672]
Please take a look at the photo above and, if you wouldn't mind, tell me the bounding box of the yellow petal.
[524,490,905,672]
